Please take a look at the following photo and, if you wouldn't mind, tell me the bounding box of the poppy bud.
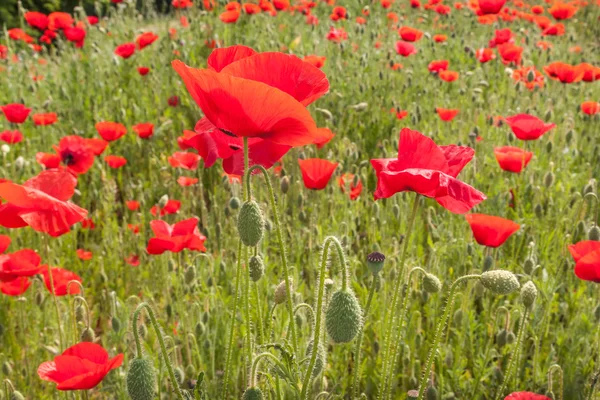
[249,255,265,282]
[138,322,147,339]
[480,270,520,295]
[280,176,290,194]
[237,201,264,247]
[158,195,169,209]
[326,289,363,343]
[242,387,263,400]
[423,273,442,293]
[526,69,536,83]
[576,220,586,238]
[507,330,516,344]
[453,309,463,326]
[202,311,209,324]
[566,130,574,144]
[166,303,173,318]
[297,193,304,207]
[127,358,157,400]
[75,304,85,322]
[483,255,494,271]
[520,281,537,309]
[588,226,600,241]
[306,339,327,377]
[426,385,438,400]
[10,392,24,400]
[229,196,240,210]
[594,305,600,322]
[184,265,196,285]
[546,141,553,153]
[3,361,12,376]
[534,204,543,219]
[366,251,385,275]
[444,348,454,367]
[299,210,308,222]
[81,327,95,342]
[274,279,292,304]
[543,172,555,188]
[173,367,184,385]
[185,364,196,381]
[496,329,508,347]
[523,257,535,275]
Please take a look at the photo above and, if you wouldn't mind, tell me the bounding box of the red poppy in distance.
[371,128,485,214]
[36,152,61,169]
[1,104,31,124]
[104,155,127,169]
[338,173,363,200]
[494,146,533,173]
[465,214,520,248]
[76,249,92,260]
[395,41,418,57]
[548,2,577,19]
[147,217,207,255]
[478,0,506,14]
[505,393,551,400]
[126,200,140,211]
[436,108,459,121]
[581,101,600,116]
[25,12,49,30]
[55,135,95,175]
[314,127,335,149]
[476,48,496,63]
[428,60,449,73]
[178,176,199,186]
[38,342,123,390]
[137,66,150,76]
[33,112,58,126]
[579,63,600,82]
[136,32,158,49]
[42,267,82,296]
[150,200,181,216]
[439,70,459,82]
[298,158,339,190]
[504,114,555,140]
[114,43,136,58]
[398,26,423,42]
[0,130,23,144]
[95,121,127,142]
[568,241,600,283]
[132,123,154,139]
[543,62,584,83]
[169,152,201,170]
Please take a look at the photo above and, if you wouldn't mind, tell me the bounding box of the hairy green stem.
[548,364,563,400]
[495,308,530,400]
[43,234,64,352]
[250,352,287,387]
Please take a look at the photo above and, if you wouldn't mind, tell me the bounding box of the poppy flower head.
[25,12,49,30]
[548,2,577,19]
[33,112,58,126]
[465,213,520,247]
[504,114,555,140]
[338,173,363,200]
[219,9,241,23]
[477,0,506,14]
[132,122,154,138]
[433,34,447,42]
[95,121,127,142]
[137,66,150,76]
[439,70,459,82]
[48,12,73,30]
[244,3,262,14]
[87,16,99,25]
[0,249,42,282]
[428,60,449,73]
[494,146,533,173]
[136,32,159,50]
[168,151,201,170]
[0,276,31,296]
[395,41,418,57]
[476,48,496,63]
[150,199,181,216]
[303,55,326,69]
[498,43,523,65]
[298,158,339,190]
[63,27,86,47]
[543,62,584,83]
[104,155,127,169]
[114,42,136,59]
[36,152,61,169]
[568,241,600,283]
[147,217,207,255]
[1,104,32,124]
[56,135,95,175]
[489,28,513,47]
[38,342,123,390]
[579,63,600,82]
[126,200,140,211]
[512,66,544,90]
[313,127,335,149]
[76,249,92,260]
[436,108,459,121]
[505,393,551,400]
[399,26,423,42]
[326,26,348,42]
[581,101,600,116]
[0,130,24,144]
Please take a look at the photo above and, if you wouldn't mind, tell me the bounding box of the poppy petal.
[207,45,257,72]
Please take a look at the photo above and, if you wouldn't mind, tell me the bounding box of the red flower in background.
[549,2,577,19]
[48,12,74,30]
[55,135,95,175]
[1,104,31,124]
[137,66,150,76]
[125,254,140,266]
[38,342,123,390]
[0,169,88,237]
[114,43,136,58]
[87,16,99,25]
[544,62,584,83]
[177,176,198,186]
[476,48,496,63]
[95,121,126,141]
[76,249,92,260]
[314,127,335,149]
[25,12,49,30]
[33,113,58,126]
[504,114,555,140]
[428,60,449,73]
[494,146,533,173]
[498,43,522,65]
[436,108,459,121]
[581,101,600,116]
[0,249,42,282]
[489,28,512,47]
[439,70,459,82]
[169,151,201,170]
[433,34,447,42]
[395,41,418,57]
[0,277,31,296]
[465,214,520,247]
[303,55,326,69]
[126,200,140,211]
[42,267,82,296]
[512,66,544,90]
[579,63,600,82]
[569,241,600,283]
[150,200,180,216]
[243,3,262,14]
[167,95,179,107]
[172,0,193,7]
[477,0,506,14]
[132,122,154,138]
[219,9,241,23]
[505,393,551,400]
[63,27,86,48]
[147,217,206,255]
[338,173,363,200]
[136,32,158,49]
[398,26,423,42]
[86,138,108,156]
[371,128,485,214]
[0,130,23,144]
[298,158,338,190]
[104,155,127,169]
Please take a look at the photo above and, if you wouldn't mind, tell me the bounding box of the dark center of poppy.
[229,144,242,151]
[62,152,75,165]
[220,128,237,138]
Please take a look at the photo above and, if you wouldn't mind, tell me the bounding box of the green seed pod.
[158,194,169,209]
[242,387,263,400]
[523,258,535,275]
[166,304,173,319]
[81,327,95,342]
[546,141,553,153]
[306,339,327,377]
[526,69,536,82]
[237,201,264,247]
[280,176,290,194]
[543,172,555,188]
[588,226,600,241]
[496,329,508,347]
[229,197,240,210]
[576,220,586,238]
[423,273,442,293]
[366,252,385,275]
[299,210,308,222]
[506,331,516,344]
[195,322,205,337]
[111,316,121,333]
[534,204,543,219]
[202,312,209,324]
[453,309,463,326]
[10,392,24,400]
[185,364,196,380]
[126,358,157,400]
[426,385,438,400]
[249,255,265,282]
[480,270,520,295]
[173,367,184,385]
[75,305,85,322]
[274,279,292,305]
[297,193,304,207]
[520,281,538,309]
[483,255,494,272]
[325,289,363,343]
[184,265,196,285]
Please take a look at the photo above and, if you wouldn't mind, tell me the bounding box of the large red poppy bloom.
[0,277,31,296]
[504,114,555,140]
[147,218,207,255]
[489,28,513,47]
[494,146,533,173]
[42,267,82,296]
[543,62,584,83]
[0,169,88,237]
[172,45,328,147]
[25,12,49,30]
[0,249,42,282]
[465,214,519,248]
[569,241,600,282]
[1,104,31,124]
[95,121,126,142]
[55,135,95,175]
[581,101,600,116]
[371,128,485,214]
[478,0,505,14]
[476,48,496,63]
[505,393,551,400]
[38,342,123,390]
[298,158,339,190]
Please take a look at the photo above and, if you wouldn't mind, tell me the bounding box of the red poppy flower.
[0,130,23,144]
[504,114,555,140]
[548,2,576,19]
[465,213,519,248]
[476,48,496,63]
[147,218,207,255]
[542,23,564,36]
[95,121,126,142]
[395,41,418,57]
[326,26,348,42]
[81,218,95,230]
[398,26,423,42]
[494,146,533,173]
[55,135,95,175]
[136,32,158,50]
[0,235,9,254]
[172,46,328,148]
[126,200,140,211]
[167,95,179,107]
[172,0,193,7]
[137,66,150,76]
[150,200,180,216]
[42,267,81,296]
[0,45,7,60]
[543,62,584,83]
[104,155,127,169]
[579,63,600,82]
[0,277,31,296]
[512,66,544,90]
[38,342,123,390]
[36,152,61,169]
[76,249,92,260]
[0,169,88,237]
[439,70,459,82]
[48,12,73,30]
[243,3,261,14]
[330,6,347,20]
[63,27,86,47]
[125,254,140,266]
[314,127,335,149]
[303,55,326,69]
[531,5,544,13]
[168,152,201,170]
[127,224,140,234]
[219,9,241,23]
[478,0,505,14]
[371,128,485,214]
[498,43,522,65]
[1,104,31,124]
[25,12,49,30]
[581,101,600,116]
[298,158,338,190]
[85,138,108,156]
[436,108,459,121]
[87,16,99,25]
[505,392,551,400]
[428,60,449,73]
[132,122,153,139]
[33,112,58,126]
[178,176,199,186]
[568,241,600,283]
[338,173,363,200]
[433,34,447,42]
[114,43,136,59]
[489,28,512,47]
[0,249,42,282]
[8,28,34,43]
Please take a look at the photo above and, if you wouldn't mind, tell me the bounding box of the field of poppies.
[0,0,599,399]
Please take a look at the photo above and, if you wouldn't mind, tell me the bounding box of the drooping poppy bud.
[237,201,264,247]
[325,289,363,343]
[520,281,537,309]
[249,255,264,282]
[126,358,157,400]
[480,270,520,295]
[242,387,264,400]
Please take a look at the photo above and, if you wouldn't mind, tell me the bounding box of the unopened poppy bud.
[366,252,385,275]
[576,220,586,238]
[280,176,290,194]
[544,172,555,188]
[229,196,240,210]
[445,348,454,367]
[507,330,516,344]
[483,255,494,271]
[526,69,536,82]
[111,316,121,333]
[274,279,292,304]
[423,273,442,293]
[166,303,173,318]
[173,367,184,385]
[185,364,196,380]
[10,392,24,400]
[325,289,363,343]
[249,255,265,282]
[453,309,463,326]
[184,265,196,285]
[299,210,308,222]
[126,358,157,400]
[520,281,537,309]
[158,195,169,209]
[75,305,85,322]
[202,311,209,324]
[195,322,205,337]
[523,257,535,275]
[81,327,95,342]
[546,141,553,153]
[391,204,400,219]
[35,291,44,306]
[589,226,600,241]
[426,385,438,400]
[496,329,508,347]
[237,201,264,247]
[242,387,264,400]
[566,130,574,145]
[534,204,543,219]
[3,361,12,376]
[306,339,327,377]
[544,110,552,121]
[480,270,520,295]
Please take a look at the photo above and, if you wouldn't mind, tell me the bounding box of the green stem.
[417,275,482,400]
[495,308,530,400]
[548,364,563,400]
[249,352,287,387]
[44,233,64,352]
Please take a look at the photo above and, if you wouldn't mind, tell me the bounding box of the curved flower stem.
[247,164,299,357]
[254,284,265,345]
[495,308,530,400]
[379,194,420,399]
[249,352,287,387]
[131,302,185,400]
[417,274,481,400]
[301,236,347,400]
[43,234,64,352]
[352,273,379,399]
[548,364,563,400]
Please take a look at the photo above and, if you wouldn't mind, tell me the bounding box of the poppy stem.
[43,234,64,352]
[249,352,287,388]
[242,137,255,385]
[547,364,563,400]
[494,308,530,400]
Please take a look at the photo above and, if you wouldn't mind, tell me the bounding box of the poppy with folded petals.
[132,123,154,139]
[0,130,23,144]
[55,135,95,175]
[42,267,82,296]
[436,108,459,121]
[48,12,73,30]
[478,0,505,14]
[371,128,485,214]
[0,249,42,282]
[137,66,150,76]
[0,277,31,296]
[38,342,123,390]
[505,392,551,400]
[126,200,140,211]
[579,63,600,82]
[1,104,31,124]
[439,70,459,82]
[76,249,92,260]
[104,155,127,169]
[476,48,496,63]
[150,200,180,216]
[543,62,584,83]
[504,114,555,140]
[489,28,512,47]
[581,101,600,116]
[494,146,533,173]
[178,176,198,186]
[169,152,201,170]
[25,12,49,30]
[81,218,95,230]
[298,158,338,190]
[549,2,576,19]
[95,121,126,142]
[399,26,423,42]
[33,113,58,126]
[0,169,88,237]
[36,152,61,169]
[0,235,9,254]
[147,218,206,255]
[465,213,520,248]
[395,41,418,57]
[172,0,193,7]
[136,32,158,49]
[568,241,600,283]
[114,43,136,58]
[498,43,522,65]
[428,60,449,73]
